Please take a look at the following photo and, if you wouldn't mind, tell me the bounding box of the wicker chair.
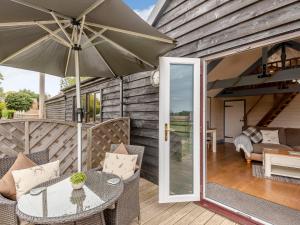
[0,150,49,225]
[104,144,144,225]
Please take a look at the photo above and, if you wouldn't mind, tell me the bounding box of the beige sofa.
[245,127,300,163]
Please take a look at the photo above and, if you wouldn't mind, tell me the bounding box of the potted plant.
[70,172,87,190]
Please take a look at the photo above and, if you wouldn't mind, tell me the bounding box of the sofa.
[245,127,300,163]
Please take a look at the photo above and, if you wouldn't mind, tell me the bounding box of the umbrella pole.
[75,49,82,172]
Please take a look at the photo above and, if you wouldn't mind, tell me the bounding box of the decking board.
[133,179,236,225]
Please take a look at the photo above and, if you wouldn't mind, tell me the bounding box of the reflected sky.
[170,64,194,114]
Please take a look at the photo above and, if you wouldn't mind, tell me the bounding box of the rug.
[252,164,300,185]
[206,183,300,225]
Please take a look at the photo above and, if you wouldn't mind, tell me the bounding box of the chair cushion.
[253,143,292,154]
[100,144,140,170]
[0,153,36,200]
[261,130,280,144]
[12,160,60,199]
[113,143,129,155]
[103,152,137,180]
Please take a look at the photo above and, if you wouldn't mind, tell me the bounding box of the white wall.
[208,94,300,141]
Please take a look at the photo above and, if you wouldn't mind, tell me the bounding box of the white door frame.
[224,99,245,143]
[159,57,200,203]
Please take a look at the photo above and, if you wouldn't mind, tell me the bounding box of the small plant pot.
[71,182,85,190]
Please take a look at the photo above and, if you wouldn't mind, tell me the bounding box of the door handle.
[164,123,175,141]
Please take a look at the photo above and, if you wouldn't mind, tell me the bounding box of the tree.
[0,72,4,100]
[5,92,33,112]
[60,77,90,90]
[19,89,39,99]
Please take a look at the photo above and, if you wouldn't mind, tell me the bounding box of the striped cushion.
[243,127,263,144]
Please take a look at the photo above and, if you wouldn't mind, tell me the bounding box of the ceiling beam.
[208,67,300,90]
[217,85,300,98]
[286,40,300,51]
[207,58,223,74]
[239,43,282,77]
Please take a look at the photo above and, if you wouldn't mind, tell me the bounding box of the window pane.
[87,94,95,122]
[81,94,87,122]
[95,93,101,121]
[169,64,194,195]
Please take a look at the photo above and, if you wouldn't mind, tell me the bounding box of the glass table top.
[17,171,123,223]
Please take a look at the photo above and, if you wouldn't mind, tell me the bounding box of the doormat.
[252,164,300,185]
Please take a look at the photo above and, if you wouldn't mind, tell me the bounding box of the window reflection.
[73,91,102,123]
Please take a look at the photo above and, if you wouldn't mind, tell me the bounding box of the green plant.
[2,109,15,119]
[5,92,33,112]
[70,172,87,184]
[0,102,5,119]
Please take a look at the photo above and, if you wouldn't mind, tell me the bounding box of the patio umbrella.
[0,0,175,171]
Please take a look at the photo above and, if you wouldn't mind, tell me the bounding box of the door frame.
[198,33,300,225]
[159,57,201,203]
[223,99,246,142]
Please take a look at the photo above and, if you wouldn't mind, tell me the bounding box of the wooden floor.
[131,178,237,225]
[207,143,300,211]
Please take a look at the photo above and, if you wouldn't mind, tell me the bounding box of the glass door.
[159,57,201,203]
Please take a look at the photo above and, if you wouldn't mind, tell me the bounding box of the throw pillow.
[242,127,263,144]
[261,130,280,144]
[0,153,36,200]
[12,160,60,199]
[114,143,129,155]
[103,152,137,180]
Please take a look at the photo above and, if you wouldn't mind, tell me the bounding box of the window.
[95,92,102,122]
[73,91,102,123]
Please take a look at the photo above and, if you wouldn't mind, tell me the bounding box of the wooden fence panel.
[0,120,88,175]
[87,117,130,169]
[0,118,129,174]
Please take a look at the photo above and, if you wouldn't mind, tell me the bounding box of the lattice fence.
[0,118,130,174]
[87,117,130,169]
[0,120,88,175]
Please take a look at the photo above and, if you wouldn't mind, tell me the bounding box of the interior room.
[205,37,300,224]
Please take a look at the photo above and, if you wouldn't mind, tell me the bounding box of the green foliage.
[2,109,15,119]
[60,77,90,90]
[70,172,87,184]
[19,89,39,99]
[5,92,33,112]
[0,102,5,111]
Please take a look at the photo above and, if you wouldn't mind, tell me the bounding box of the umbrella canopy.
[0,0,175,77]
[0,0,175,171]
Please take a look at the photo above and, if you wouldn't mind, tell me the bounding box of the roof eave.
[147,0,168,25]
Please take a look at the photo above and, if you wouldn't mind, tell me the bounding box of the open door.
[159,57,201,203]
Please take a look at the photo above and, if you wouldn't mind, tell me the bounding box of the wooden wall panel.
[154,0,300,58]
[45,96,65,121]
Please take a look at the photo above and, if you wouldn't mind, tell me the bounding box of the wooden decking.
[131,179,237,225]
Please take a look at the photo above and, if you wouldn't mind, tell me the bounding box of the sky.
[0,0,157,97]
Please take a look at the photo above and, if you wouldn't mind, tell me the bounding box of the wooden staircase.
[257,93,298,127]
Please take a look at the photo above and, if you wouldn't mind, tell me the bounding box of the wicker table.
[16,171,123,225]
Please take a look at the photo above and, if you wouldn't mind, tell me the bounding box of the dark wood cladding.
[45,95,66,121]
[45,0,300,183]
[154,0,300,58]
[45,72,159,183]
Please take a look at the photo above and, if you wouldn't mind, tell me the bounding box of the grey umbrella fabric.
[0,0,175,171]
[0,0,175,77]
